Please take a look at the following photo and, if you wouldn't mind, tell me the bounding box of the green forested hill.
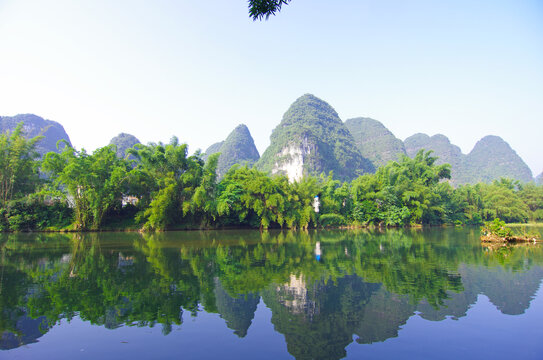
[109,133,141,158]
[404,133,533,184]
[404,133,463,169]
[460,135,533,184]
[256,94,374,181]
[0,114,72,155]
[344,117,406,168]
[204,124,260,177]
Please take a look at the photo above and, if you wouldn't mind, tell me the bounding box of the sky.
[1,0,542,175]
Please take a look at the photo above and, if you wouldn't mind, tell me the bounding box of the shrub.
[482,218,512,238]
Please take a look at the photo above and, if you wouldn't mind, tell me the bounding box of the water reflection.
[1,228,542,358]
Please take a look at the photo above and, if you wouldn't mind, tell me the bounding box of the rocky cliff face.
[345,117,406,168]
[204,124,260,178]
[0,114,72,156]
[256,94,373,181]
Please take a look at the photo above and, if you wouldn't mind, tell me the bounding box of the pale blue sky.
[1,0,542,175]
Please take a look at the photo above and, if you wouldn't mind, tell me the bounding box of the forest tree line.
[1,123,542,232]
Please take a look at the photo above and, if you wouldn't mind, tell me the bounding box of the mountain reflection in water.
[1,228,542,359]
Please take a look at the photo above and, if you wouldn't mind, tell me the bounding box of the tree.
[248,0,292,21]
[518,183,543,221]
[0,123,42,208]
[478,179,530,223]
[350,150,450,226]
[185,153,220,225]
[42,144,129,230]
[127,138,206,230]
[216,166,289,229]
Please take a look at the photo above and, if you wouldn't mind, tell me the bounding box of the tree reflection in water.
[1,228,542,359]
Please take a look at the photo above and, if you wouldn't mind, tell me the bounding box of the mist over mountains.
[2,94,538,185]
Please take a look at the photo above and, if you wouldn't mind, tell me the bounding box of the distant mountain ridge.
[404,132,532,184]
[255,94,374,181]
[0,114,72,155]
[204,124,260,178]
[4,99,537,186]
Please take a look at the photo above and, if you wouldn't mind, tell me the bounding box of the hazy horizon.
[1,0,542,175]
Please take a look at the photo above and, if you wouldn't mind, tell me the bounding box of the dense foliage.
[0,124,42,208]
[1,123,542,232]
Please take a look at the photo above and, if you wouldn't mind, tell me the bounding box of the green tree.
[216,166,288,229]
[350,150,450,226]
[478,179,530,223]
[0,123,42,208]
[42,144,129,230]
[185,153,220,225]
[518,183,543,221]
[452,184,485,224]
[127,138,206,230]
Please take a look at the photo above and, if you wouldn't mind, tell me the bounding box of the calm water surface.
[1,227,543,359]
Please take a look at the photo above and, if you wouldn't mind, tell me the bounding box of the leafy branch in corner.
[248,0,292,21]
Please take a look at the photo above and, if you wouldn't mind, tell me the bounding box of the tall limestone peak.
[536,172,543,185]
[460,135,533,184]
[256,94,374,181]
[344,117,406,168]
[109,133,141,158]
[0,114,72,156]
[404,133,464,183]
[204,124,260,178]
